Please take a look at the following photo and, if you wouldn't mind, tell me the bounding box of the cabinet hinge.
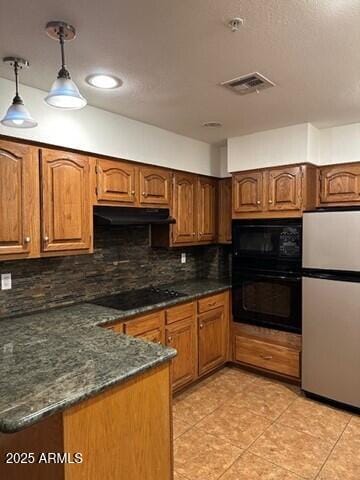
[95,186,98,196]
[95,165,98,174]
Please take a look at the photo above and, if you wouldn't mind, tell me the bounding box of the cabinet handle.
[268,200,273,204]
[260,354,273,360]
[131,190,135,195]
[192,232,196,236]
[256,200,261,205]
[142,192,147,197]
[24,236,31,243]
[199,324,204,329]
[167,336,172,343]
[43,236,49,242]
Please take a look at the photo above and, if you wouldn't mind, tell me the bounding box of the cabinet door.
[267,166,302,211]
[166,317,197,390]
[139,167,171,206]
[124,310,165,344]
[218,178,232,243]
[198,307,227,376]
[197,177,217,242]
[172,173,197,244]
[96,159,137,204]
[233,172,264,213]
[41,149,91,252]
[319,164,360,204]
[0,141,39,258]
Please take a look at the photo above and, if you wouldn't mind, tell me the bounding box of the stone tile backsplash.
[0,226,231,318]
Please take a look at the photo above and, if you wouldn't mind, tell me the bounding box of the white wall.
[228,122,360,172]
[0,77,219,176]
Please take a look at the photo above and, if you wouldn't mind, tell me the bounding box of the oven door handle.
[233,274,301,282]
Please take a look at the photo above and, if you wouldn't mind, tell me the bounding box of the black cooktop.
[90,286,188,311]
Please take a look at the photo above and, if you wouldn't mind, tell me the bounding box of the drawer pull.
[260,354,273,360]
[199,323,204,329]
[24,236,31,243]
[167,336,172,343]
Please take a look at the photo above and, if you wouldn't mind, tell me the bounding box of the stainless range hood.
[94,206,175,226]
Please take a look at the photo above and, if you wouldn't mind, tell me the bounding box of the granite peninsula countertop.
[0,278,230,433]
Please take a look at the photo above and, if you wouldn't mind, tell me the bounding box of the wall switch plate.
[181,253,186,264]
[1,273,12,290]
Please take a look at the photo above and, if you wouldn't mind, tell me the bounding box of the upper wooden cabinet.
[233,171,263,213]
[218,178,232,244]
[0,140,39,260]
[40,149,92,253]
[232,164,317,219]
[197,177,217,242]
[96,159,137,205]
[268,166,302,211]
[139,167,171,206]
[172,172,197,244]
[318,163,360,205]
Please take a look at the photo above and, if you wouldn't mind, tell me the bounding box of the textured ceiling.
[0,0,360,144]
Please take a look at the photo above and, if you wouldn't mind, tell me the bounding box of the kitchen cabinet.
[40,149,92,253]
[233,171,263,213]
[166,317,197,390]
[96,158,137,205]
[318,163,360,205]
[139,166,171,206]
[218,178,232,243]
[232,164,317,219]
[197,176,217,242]
[124,310,165,344]
[198,306,228,377]
[0,140,39,260]
[172,172,197,244]
[232,322,301,380]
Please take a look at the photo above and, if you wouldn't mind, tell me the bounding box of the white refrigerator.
[302,210,360,408]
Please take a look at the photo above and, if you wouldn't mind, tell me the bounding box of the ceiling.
[1,0,360,144]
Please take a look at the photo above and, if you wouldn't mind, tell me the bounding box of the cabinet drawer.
[166,302,195,324]
[135,328,163,344]
[198,292,226,313]
[124,311,164,337]
[235,335,300,378]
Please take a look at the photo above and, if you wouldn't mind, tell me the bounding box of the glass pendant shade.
[45,76,87,109]
[1,98,38,128]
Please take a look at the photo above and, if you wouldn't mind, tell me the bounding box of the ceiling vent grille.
[221,72,275,95]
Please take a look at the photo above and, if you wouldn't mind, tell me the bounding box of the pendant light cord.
[12,60,23,105]
[57,26,71,79]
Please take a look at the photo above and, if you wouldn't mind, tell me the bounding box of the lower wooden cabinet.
[232,323,301,380]
[166,317,197,390]
[198,307,228,376]
[123,310,165,344]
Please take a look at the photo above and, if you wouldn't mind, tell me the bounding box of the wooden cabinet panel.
[319,164,360,204]
[235,335,300,378]
[198,307,227,376]
[197,177,217,242]
[233,172,263,213]
[198,292,226,314]
[268,166,302,211]
[40,149,91,253]
[166,316,197,390]
[172,172,197,244]
[0,140,39,259]
[218,178,232,243]
[96,159,137,204]
[124,310,165,344]
[166,302,195,324]
[139,167,171,206]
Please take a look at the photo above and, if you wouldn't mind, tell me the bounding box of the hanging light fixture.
[1,57,37,128]
[45,21,87,109]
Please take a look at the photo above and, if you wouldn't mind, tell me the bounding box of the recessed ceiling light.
[86,74,122,89]
[202,121,223,128]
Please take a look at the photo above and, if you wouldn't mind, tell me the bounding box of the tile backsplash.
[0,226,231,318]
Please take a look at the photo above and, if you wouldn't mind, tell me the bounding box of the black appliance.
[232,218,302,333]
[90,286,187,311]
[94,206,175,226]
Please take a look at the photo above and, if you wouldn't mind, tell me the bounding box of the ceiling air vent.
[221,72,275,95]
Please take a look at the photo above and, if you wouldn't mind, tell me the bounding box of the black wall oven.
[232,218,302,333]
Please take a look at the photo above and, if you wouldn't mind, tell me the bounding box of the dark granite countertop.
[0,278,230,433]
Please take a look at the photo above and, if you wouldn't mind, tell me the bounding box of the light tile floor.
[173,367,359,480]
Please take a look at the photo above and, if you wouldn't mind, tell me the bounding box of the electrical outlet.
[1,273,12,290]
[181,253,186,264]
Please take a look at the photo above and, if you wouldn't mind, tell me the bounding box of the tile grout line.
[313,414,353,479]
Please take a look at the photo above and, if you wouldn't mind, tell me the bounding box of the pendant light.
[1,57,37,128]
[45,21,87,110]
